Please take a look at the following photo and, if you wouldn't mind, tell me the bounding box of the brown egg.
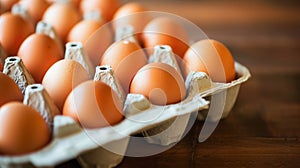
[18,0,50,24]
[68,19,105,44]
[0,43,7,71]
[100,40,148,93]
[46,0,81,7]
[0,0,19,13]
[18,33,63,83]
[130,62,186,106]
[68,17,113,67]
[63,80,123,129]
[42,2,81,43]
[0,102,50,155]
[0,72,23,107]
[142,17,189,58]
[83,21,113,67]
[42,59,89,111]
[183,39,236,83]
[68,0,81,8]
[0,12,34,56]
[80,0,121,21]
[113,2,150,40]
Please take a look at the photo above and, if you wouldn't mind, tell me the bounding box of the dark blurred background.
[122,0,300,75]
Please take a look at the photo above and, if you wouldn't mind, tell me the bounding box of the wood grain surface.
[57,1,300,167]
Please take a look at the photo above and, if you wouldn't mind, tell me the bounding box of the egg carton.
[0,62,210,168]
[0,9,252,167]
[0,42,250,168]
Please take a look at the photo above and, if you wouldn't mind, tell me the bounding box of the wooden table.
[58,1,300,167]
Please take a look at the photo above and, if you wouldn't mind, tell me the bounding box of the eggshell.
[46,0,81,7]
[63,80,123,129]
[42,2,81,43]
[0,0,19,13]
[113,2,150,41]
[18,33,63,83]
[0,102,50,155]
[80,0,121,21]
[100,40,148,93]
[18,0,50,24]
[42,59,89,111]
[142,17,189,58]
[0,72,23,107]
[0,43,6,71]
[114,2,147,20]
[183,39,236,83]
[67,19,105,44]
[130,62,186,106]
[0,12,34,56]
[84,22,113,67]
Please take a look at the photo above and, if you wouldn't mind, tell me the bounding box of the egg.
[72,0,81,7]
[46,0,81,7]
[0,0,19,13]
[18,33,63,83]
[130,62,186,106]
[183,39,236,83]
[0,72,23,107]
[113,2,150,41]
[0,102,50,155]
[142,17,189,58]
[0,63,3,72]
[63,80,123,129]
[42,2,81,43]
[67,18,105,44]
[80,0,121,21]
[42,59,89,111]
[0,12,34,56]
[84,25,113,68]
[100,40,147,93]
[0,43,7,71]
[18,0,50,24]
[67,15,112,67]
